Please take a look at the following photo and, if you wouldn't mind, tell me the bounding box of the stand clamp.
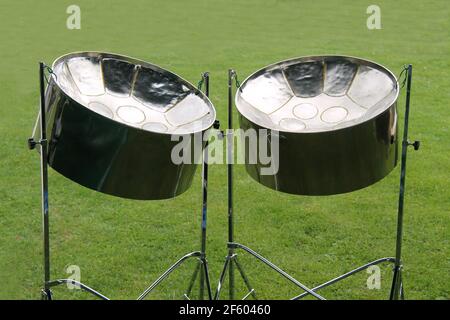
[28,138,46,150]
[407,140,420,151]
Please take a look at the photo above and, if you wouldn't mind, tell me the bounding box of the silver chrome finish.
[291,257,396,300]
[236,55,399,195]
[215,242,325,300]
[137,251,203,300]
[39,62,51,300]
[390,64,415,300]
[47,279,110,300]
[32,52,216,200]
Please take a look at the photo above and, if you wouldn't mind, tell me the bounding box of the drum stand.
[215,66,418,300]
[138,72,215,300]
[29,65,214,300]
[215,70,325,300]
[291,65,419,300]
[28,62,110,300]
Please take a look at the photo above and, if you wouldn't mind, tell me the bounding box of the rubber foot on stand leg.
[41,288,52,300]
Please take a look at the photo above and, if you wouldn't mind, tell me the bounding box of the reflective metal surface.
[33,52,216,200]
[236,56,399,195]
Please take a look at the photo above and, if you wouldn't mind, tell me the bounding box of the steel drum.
[236,56,399,195]
[32,52,216,200]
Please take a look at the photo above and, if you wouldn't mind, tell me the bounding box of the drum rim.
[235,54,399,134]
[50,51,217,135]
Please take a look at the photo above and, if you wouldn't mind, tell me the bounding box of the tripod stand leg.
[137,252,200,300]
[185,259,202,299]
[390,266,405,300]
[215,255,232,300]
[47,279,109,300]
[229,257,235,300]
[183,257,212,300]
[41,288,52,300]
[234,257,257,300]
[215,255,258,300]
[201,257,213,300]
[231,243,325,300]
[199,261,205,300]
[400,277,405,300]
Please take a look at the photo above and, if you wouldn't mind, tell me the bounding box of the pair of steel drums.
[33,52,399,199]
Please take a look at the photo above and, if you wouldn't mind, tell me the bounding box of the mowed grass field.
[0,0,449,300]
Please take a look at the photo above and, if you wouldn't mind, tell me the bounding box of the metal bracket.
[407,140,420,150]
[229,69,242,92]
[393,264,403,271]
[27,138,37,150]
[28,138,47,150]
[213,120,224,140]
[227,242,239,249]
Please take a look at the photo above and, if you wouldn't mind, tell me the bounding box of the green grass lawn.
[0,0,449,299]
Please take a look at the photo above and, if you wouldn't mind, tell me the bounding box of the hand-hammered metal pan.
[32,52,216,200]
[236,55,399,195]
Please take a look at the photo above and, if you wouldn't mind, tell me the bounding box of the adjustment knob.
[27,138,37,150]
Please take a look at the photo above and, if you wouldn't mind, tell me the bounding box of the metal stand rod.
[137,72,213,300]
[227,69,235,300]
[215,69,323,300]
[291,257,395,299]
[199,73,210,300]
[47,279,110,300]
[31,62,109,300]
[390,64,416,300]
[137,251,204,300]
[38,62,51,300]
[233,243,325,300]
